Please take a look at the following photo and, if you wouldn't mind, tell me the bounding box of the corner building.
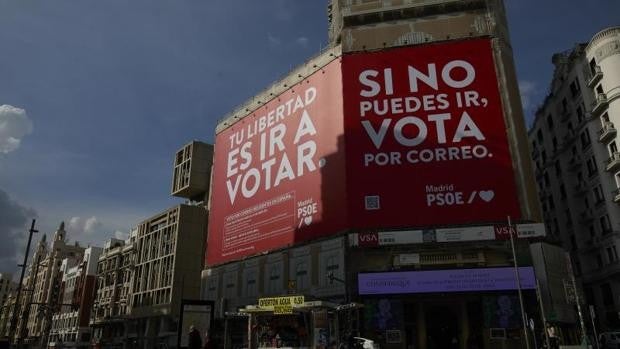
[203,1,551,348]
[528,26,620,330]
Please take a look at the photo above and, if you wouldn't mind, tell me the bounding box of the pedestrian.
[188,325,202,349]
[203,330,214,349]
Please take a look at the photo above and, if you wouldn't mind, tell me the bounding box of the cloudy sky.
[0,0,618,274]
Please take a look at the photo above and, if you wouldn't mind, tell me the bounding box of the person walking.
[188,325,202,349]
[203,331,214,349]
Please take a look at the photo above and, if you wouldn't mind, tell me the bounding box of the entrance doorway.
[426,306,459,349]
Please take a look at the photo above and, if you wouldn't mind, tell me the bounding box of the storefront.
[239,296,361,349]
[356,267,539,349]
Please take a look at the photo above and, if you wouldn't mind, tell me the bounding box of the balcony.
[592,93,608,116]
[613,188,620,203]
[598,122,617,142]
[587,65,603,87]
[605,152,620,172]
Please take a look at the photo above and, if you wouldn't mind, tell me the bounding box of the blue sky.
[0,0,618,273]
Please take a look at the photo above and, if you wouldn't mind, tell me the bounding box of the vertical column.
[460,301,468,349]
[417,302,426,349]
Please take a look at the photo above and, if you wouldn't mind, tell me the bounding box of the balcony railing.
[592,93,608,116]
[587,65,603,87]
[605,152,620,172]
[598,122,617,142]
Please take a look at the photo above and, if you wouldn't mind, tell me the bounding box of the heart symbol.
[479,190,495,202]
[304,216,313,226]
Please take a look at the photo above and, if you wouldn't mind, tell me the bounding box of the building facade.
[48,246,102,348]
[528,26,620,330]
[18,223,87,347]
[125,204,207,349]
[200,1,552,349]
[91,232,137,349]
[0,273,15,339]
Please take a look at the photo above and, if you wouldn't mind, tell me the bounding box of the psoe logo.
[297,198,318,228]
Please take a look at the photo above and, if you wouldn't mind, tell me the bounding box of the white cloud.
[114,230,128,240]
[268,34,281,48]
[296,37,309,48]
[68,216,101,235]
[84,216,101,234]
[0,105,33,154]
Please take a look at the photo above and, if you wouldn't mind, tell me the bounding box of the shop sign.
[358,267,536,295]
[516,223,546,238]
[494,223,546,240]
[397,254,420,265]
[435,226,494,242]
[258,296,305,313]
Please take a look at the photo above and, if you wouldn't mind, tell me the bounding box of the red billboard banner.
[342,39,521,228]
[207,60,347,265]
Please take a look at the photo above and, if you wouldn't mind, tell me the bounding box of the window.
[561,98,568,113]
[589,58,597,75]
[607,247,616,263]
[322,254,341,287]
[600,215,611,234]
[601,283,614,306]
[555,161,562,176]
[601,112,610,123]
[544,172,550,187]
[268,264,281,294]
[549,196,555,209]
[610,141,618,154]
[537,130,543,142]
[547,115,554,130]
[542,150,547,163]
[576,104,585,122]
[597,254,603,268]
[560,184,567,199]
[295,261,309,290]
[570,235,577,250]
[570,79,581,97]
[586,156,598,177]
[552,137,558,151]
[244,269,257,297]
[594,185,604,204]
[580,130,591,149]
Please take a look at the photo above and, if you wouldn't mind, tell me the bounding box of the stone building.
[528,26,620,330]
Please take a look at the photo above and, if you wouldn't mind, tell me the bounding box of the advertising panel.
[207,59,346,265]
[342,39,521,228]
[358,267,536,295]
[435,226,495,242]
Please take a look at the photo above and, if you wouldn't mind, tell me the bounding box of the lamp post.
[508,216,531,349]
